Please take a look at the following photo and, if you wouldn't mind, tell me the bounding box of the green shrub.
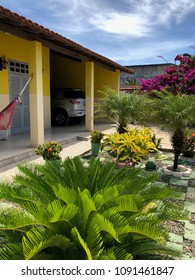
[0,157,187,260]
[95,87,146,133]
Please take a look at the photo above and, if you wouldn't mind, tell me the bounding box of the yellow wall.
[0,32,50,96]
[94,65,120,98]
[0,32,50,127]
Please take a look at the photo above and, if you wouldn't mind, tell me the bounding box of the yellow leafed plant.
[102,127,158,164]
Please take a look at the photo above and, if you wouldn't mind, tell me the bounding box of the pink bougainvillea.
[139,54,195,95]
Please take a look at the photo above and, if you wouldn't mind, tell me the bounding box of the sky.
[1,0,195,66]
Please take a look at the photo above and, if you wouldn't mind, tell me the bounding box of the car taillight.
[69,100,80,104]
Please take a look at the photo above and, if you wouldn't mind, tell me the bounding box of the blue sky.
[1,0,195,66]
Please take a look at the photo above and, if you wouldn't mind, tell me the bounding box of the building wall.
[94,65,119,99]
[0,32,51,128]
[120,63,173,85]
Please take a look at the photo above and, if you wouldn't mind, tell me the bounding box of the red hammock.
[0,95,20,130]
[0,74,32,138]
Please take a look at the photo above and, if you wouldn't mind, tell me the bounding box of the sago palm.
[0,157,188,260]
[146,91,195,170]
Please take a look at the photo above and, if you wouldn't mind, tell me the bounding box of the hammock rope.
[0,74,33,131]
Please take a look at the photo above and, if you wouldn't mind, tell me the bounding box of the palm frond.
[127,215,168,243]
[125,238,181,259]
[102,210,131,236]
[0,202,36,231]
[85,223,104,259]
[53,184,78,204]
[23,227,71,260]
[94,185,119,210]
[99,247,133,260]
[60,157,87,191]
[92,213,119,242]
[71,227,92,260]
[48,200,79,224]
[14,165,55,204]
[0,243,24,260]
[79,189,96,226]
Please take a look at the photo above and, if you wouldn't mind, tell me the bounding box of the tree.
[145,91,195,170]
[0,157,188,260]
[95,87,145,133]
[139,54,195,95]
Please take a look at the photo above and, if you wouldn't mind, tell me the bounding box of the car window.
[62,90,85,98]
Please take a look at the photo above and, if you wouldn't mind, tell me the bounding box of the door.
[8,61,30,134]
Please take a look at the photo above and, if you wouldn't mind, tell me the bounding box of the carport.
[0,6,133,147]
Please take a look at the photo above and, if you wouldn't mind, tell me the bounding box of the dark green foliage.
[0,157,188,260]
[145,91,195,169]
[95,87,146,133]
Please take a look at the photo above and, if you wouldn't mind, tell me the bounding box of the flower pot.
[112,158,134,168]
[91,142,101,157]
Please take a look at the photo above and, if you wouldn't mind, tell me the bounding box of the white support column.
[85,61,94,131]
[28,41,44,147]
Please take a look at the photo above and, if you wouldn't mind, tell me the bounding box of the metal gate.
[8,60,30,134]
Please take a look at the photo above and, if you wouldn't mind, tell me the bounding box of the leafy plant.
[182,128,195,157]
[35,141,63,160]
[102,127,158,164]
[95,87,146,133]
[0,157,188,260]
[90,130,104,143]
[145,91,195,170]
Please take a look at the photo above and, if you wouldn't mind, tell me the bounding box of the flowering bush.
[35,141,63,160]
[182,128,195,157]
[139,54,195,95]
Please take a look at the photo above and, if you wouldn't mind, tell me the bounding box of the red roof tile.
[0,6,134,74]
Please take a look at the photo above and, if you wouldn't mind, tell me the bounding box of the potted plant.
[90,130,104,156]
[35,141,63,168]
[145,158,157,171]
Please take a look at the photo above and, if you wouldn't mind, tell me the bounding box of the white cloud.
[90,12,151,37]
[110,39,194,65]
[1,0,195,65]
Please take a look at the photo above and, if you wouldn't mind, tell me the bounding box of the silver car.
[51,88,85,125]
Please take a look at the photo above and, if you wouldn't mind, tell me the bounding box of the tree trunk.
[173,152,180,170]
[171,129,184,171]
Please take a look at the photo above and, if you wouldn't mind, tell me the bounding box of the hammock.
[0,95,20,130]
[0,74,33,139]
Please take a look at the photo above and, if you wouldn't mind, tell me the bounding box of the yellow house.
[0,6,133,147]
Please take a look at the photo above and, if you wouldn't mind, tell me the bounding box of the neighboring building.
[0,6,133,147]
[120,63,173,86]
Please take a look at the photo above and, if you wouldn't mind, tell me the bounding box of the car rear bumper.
[68,110,85,117]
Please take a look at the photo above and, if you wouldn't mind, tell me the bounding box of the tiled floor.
[0,122,116,170]
[148,152,195,259]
